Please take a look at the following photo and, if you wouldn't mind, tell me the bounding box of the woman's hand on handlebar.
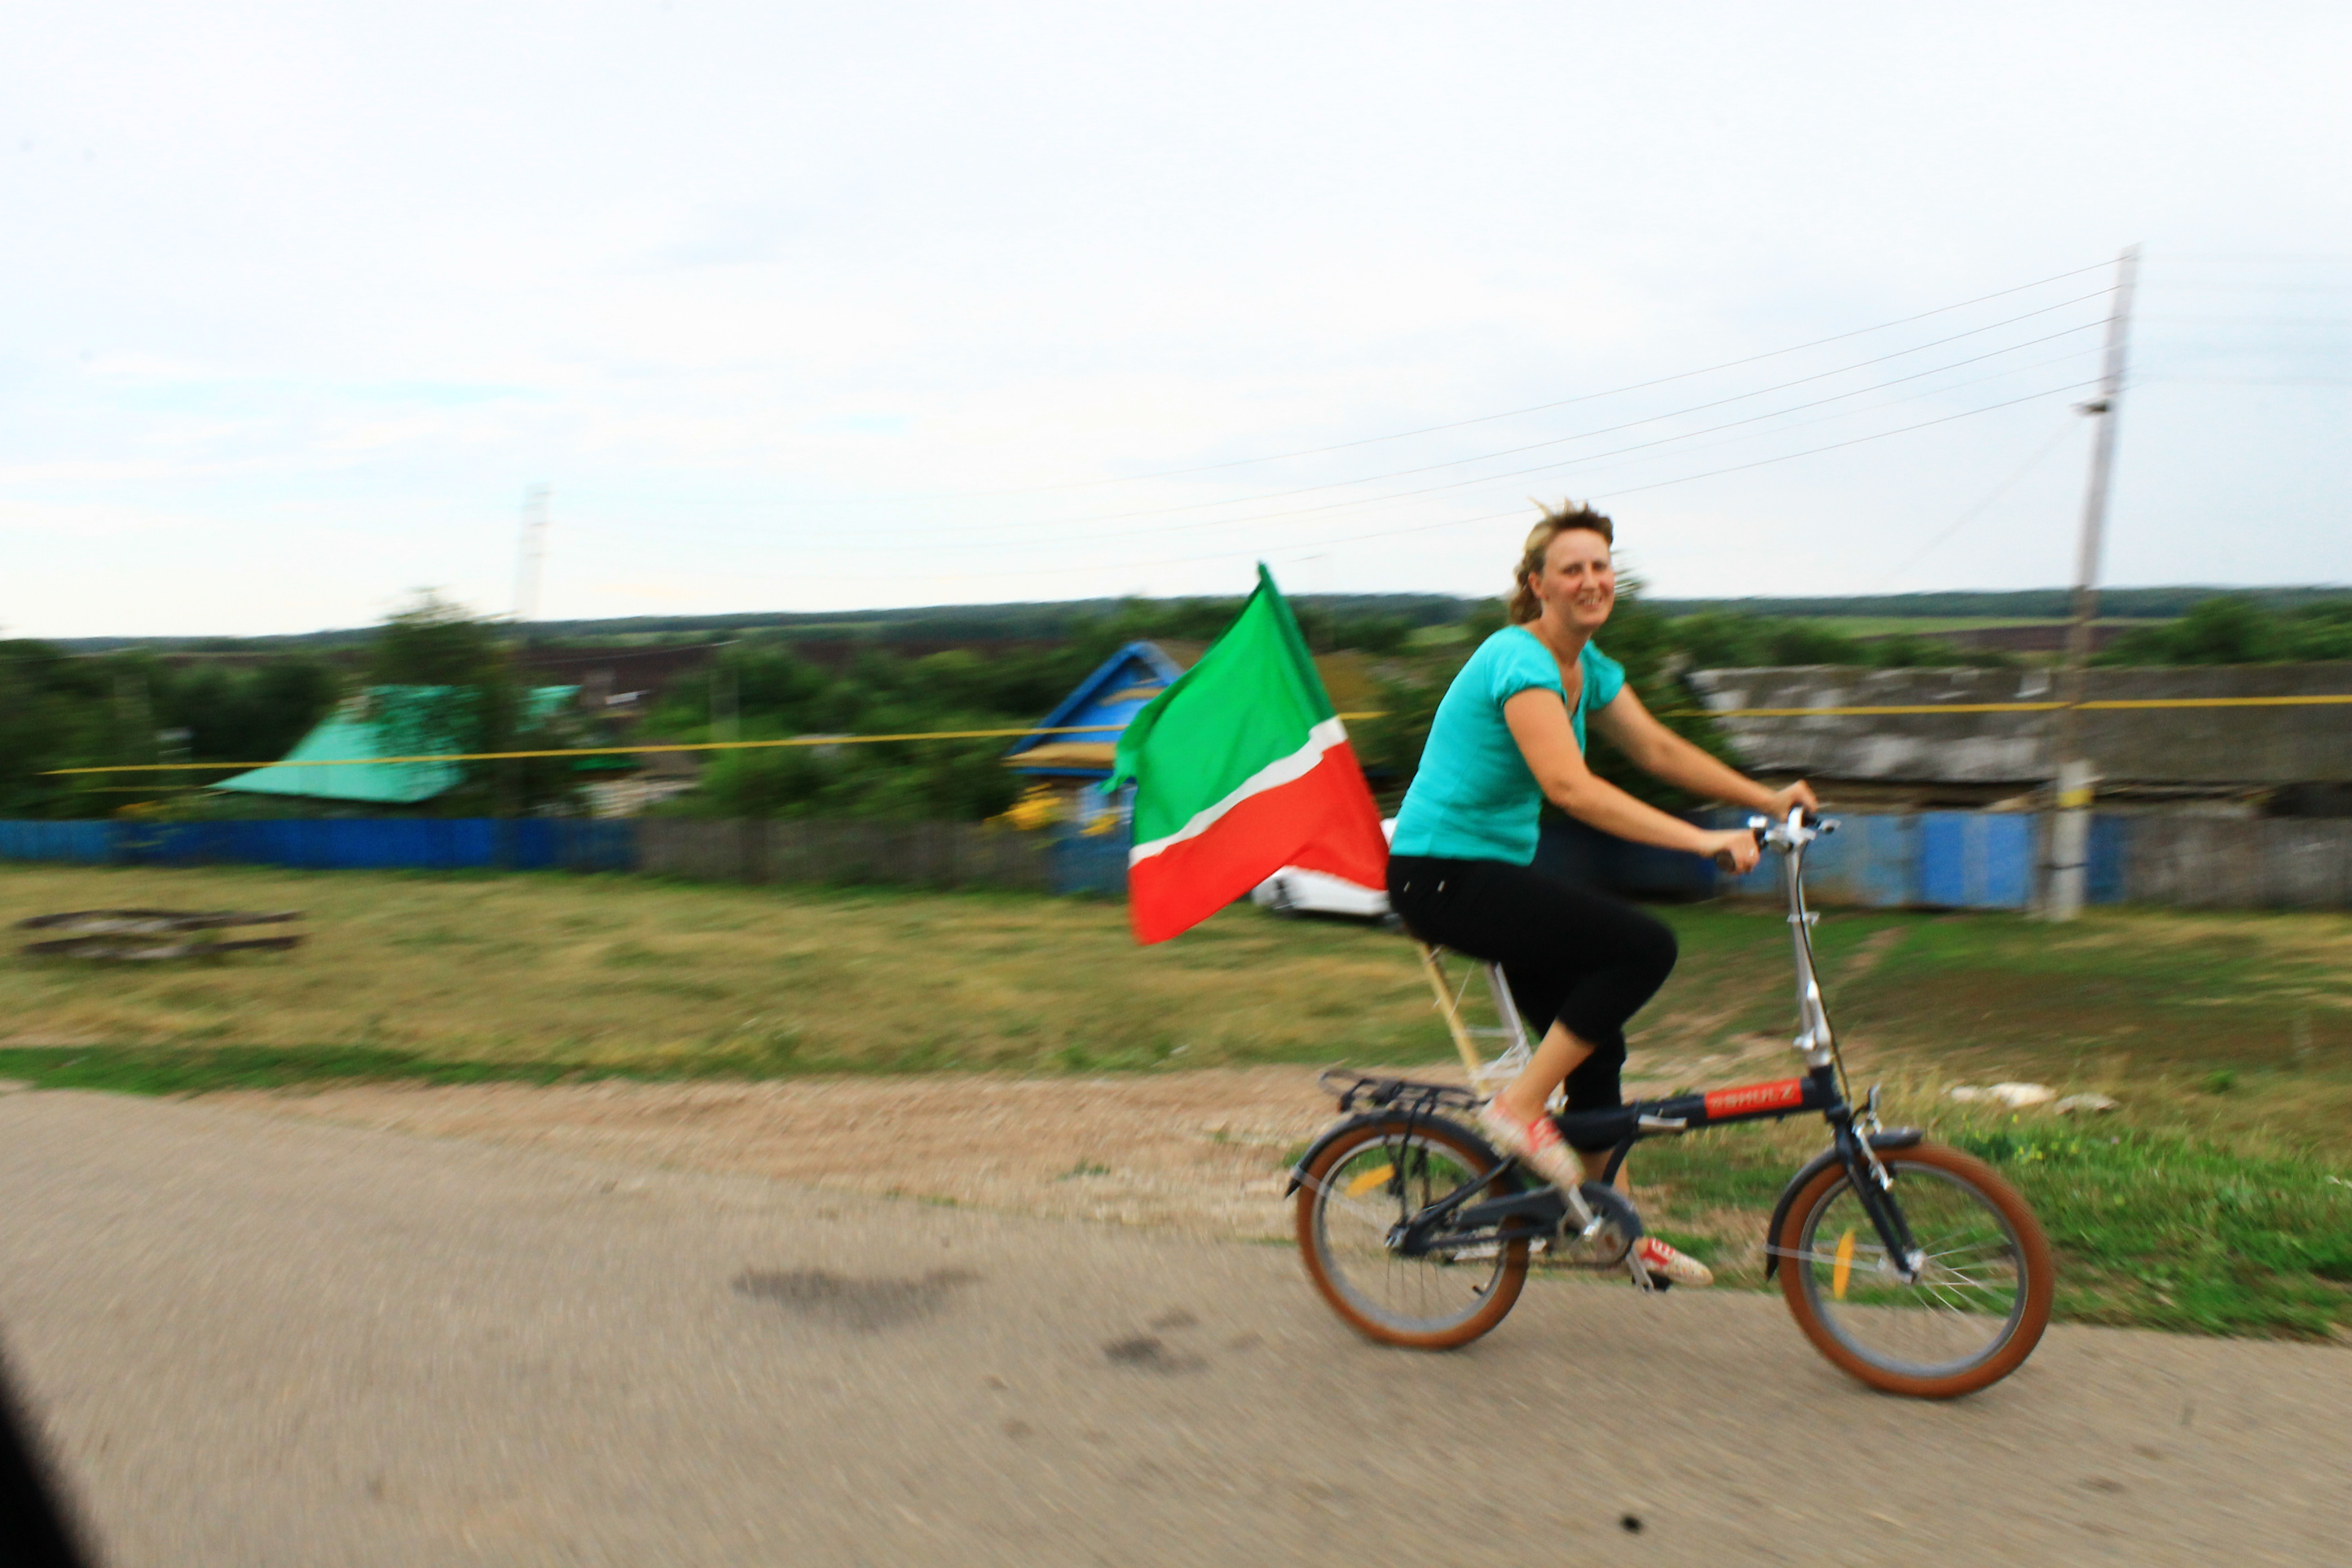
[1765,780,1820,820]
[1701,829,1762,874]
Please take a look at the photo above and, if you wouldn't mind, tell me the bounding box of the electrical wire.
[949,344,2106,555]
[859,304,2112,542]
[774,259,2119,503]
[2143,375,2352,388]
[874,378,2100,584]
[1873,421,2083,589]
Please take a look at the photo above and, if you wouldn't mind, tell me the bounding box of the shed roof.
[1004,643,1186,776]
[1003,641,1381,777]
[1692,663,2352,787]
[210,685,577,803]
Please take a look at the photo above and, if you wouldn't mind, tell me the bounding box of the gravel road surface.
[1,1089,2345,1567]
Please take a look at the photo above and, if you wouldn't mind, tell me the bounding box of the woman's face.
[1528,527,1615,633]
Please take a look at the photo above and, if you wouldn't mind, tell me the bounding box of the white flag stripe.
[1127,717,1350,867]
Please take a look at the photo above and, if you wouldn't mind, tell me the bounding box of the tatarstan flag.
[1107,565,1390,944]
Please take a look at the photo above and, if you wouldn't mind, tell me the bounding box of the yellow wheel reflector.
[1346,1164,1395,1197]
[1833,1227,1857,1300]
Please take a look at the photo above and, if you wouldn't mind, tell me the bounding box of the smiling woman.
[1386,500,1814,1286]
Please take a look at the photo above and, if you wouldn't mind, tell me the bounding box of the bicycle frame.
[1291,807,1927,1281]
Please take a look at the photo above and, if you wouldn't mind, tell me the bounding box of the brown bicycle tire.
[1776,1142,2054,1398]
[1295,1117,1529,1351]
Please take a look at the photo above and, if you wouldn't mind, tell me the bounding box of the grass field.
[2,862,2346,1337]
[1785,614,2067,636]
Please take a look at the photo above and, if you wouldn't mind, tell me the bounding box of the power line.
[1587,380,2099,503]
[777,259,2118,504]
[2143,375,2352,388]
[881,378,2099,584]
[959,345,2105,554]
[1874,421,2082,589]
[870,302,2111,542]
[2139,314,2352,326]
[2140,282,2352,293]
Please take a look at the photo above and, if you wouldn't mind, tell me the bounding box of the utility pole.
[2045,245,2138,922]
[513,484,552,628]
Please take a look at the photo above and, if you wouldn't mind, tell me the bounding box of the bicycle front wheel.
[1295,1117,1528,1350]
[1776,1142,2053,1398]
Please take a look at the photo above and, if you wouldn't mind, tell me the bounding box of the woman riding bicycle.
[1386,502,1815,1288]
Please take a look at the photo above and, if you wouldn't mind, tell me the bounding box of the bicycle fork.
[1833,1115,1925,1283]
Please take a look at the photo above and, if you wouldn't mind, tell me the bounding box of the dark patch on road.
[1102,1335,1204,1373]
[733,1267,978,1330]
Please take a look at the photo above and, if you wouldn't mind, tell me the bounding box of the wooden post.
[2048,244,2138,922]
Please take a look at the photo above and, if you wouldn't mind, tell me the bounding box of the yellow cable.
[41,692,2352,776]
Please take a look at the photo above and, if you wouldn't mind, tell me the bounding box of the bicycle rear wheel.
[1776,1142,2053,1398]
[1295,1117,1528,1349]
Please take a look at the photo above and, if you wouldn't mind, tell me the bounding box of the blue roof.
[1004,641,1185,777]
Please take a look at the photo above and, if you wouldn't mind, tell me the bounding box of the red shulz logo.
[1702,1079,1806,1119]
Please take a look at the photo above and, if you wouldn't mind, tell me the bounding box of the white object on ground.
[2054,1092,2120,1115]
[1946,1082,2058,1109]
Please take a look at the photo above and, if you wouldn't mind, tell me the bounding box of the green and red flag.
[1107,566,1389,944]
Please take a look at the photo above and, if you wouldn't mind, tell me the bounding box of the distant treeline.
[2095,597,2352,665]
[52,593,1477,655]
[50,584,2352,655]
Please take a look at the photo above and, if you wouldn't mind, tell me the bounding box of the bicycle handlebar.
[1744,804,1839,852]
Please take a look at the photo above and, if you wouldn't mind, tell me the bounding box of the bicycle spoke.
[1797,1161,2030,1379]
[1308,1125,1521,1341]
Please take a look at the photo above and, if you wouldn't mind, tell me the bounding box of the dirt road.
[1,1088,2346,1566]
[193,1052,1799,1242]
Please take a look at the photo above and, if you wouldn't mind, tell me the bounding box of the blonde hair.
[1506,501,1615,624]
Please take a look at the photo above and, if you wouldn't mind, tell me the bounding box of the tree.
[363,592,579,814]
[2096,597,2352,665]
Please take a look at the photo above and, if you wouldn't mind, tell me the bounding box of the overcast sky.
[3,2,2346,637]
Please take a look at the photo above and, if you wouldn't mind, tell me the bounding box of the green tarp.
[211,685,577,804]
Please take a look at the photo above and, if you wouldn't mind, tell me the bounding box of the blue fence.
[1711,810,2137,910]
[1049,829,1131,896]
[6,812,2303,911]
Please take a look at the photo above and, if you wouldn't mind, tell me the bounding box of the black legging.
[1387,853,1678,1146]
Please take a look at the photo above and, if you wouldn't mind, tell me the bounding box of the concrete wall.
[1690,663,2352,787]
[2116,816,2352,909]
[1711,811,2352,911]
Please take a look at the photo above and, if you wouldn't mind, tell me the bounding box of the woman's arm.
[1502,689,1762,870]
[1589,684,1816,818]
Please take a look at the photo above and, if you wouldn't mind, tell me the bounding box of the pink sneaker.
[1635,1236,1715,1289]
[1476,1101,1581,1190]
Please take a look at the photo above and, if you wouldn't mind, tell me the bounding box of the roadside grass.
[0,862,1441,1076]
[4,861,2348,1337]
[1789,614,2071,637]
[1623,1091,2352,1340]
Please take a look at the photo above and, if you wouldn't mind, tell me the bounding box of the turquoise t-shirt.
[1389,627,1626,865]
